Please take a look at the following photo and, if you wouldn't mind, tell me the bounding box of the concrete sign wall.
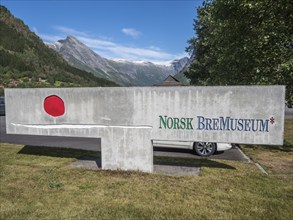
[5,86,285,172]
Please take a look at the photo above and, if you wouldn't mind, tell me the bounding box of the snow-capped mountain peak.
[47,35,189,86]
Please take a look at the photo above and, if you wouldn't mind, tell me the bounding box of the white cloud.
[79,36,185,63]
[39,26,186,63]
[32,27,38,33]
[78,36,116,48]
[39,33,65,43]
[121,28,141,39]
[148,46,162,51]
[52,25,90,37]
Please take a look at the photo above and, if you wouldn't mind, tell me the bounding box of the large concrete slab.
[0,116,251,163]
[5,86,285,145]
[5,86,285,172]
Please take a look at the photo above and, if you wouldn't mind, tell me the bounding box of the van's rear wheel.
[193,142,216,157]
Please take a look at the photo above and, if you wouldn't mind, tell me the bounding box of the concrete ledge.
[154,165,200,176]
[71,156,200,176]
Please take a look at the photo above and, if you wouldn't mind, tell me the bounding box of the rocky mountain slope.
[173,53,194,85]
[0,6,117,95]
[48,36,189,86]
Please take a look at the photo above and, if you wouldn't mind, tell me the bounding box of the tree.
[185,0,293,106]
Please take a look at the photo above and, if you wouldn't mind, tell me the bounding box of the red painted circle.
[44,95,65,117]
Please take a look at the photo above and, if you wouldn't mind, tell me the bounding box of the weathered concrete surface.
[101,127,153,172]
[5,86,285,172]
[70,156,200,176]
[0,116,251,163]
[154,165,200,176]
[5,86,285,145]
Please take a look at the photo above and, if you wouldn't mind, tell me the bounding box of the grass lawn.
[0,141,292,220]
[0,120,292,220]
[241,120,293,176]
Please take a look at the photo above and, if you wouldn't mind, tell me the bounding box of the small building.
[153,75,183,86]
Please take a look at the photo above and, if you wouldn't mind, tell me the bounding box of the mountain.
[171,57,189,74]
[0,6,117,95]
[48,36,189,86]
[173,52,195,85]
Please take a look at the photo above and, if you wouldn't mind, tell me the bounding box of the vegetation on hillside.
[185,0,292,106]
[0,6,117,95]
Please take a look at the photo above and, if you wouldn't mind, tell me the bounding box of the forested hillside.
[0,6,117,95]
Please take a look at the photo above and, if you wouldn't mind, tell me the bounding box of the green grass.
[241,120,293,175]
[0,143,292,220]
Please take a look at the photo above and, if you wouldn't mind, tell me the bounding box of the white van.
[153,140,232,156]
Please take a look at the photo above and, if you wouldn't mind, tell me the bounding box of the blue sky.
[1,0,202,64]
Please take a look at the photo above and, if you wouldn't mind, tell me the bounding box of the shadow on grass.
[154,147,193,154]
[154,156,236,170]
[18,145,101,159]
[18,146,235,171]
[242,141,293,153]
[154,147,225,156]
